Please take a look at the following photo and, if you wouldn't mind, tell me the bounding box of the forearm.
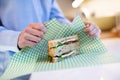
[0,27,20,52]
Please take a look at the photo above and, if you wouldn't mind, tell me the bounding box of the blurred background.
[57,0,120,38]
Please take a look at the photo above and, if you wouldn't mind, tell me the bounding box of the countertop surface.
[30,38,120,80]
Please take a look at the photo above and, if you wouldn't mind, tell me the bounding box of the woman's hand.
[84,22,101,38]
[18,23,47,49]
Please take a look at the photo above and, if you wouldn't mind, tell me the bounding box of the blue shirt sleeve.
[50,0,71,25]
[0,19,20,52]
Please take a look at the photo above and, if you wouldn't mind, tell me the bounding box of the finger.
[84,24,97,33]
[43,23,47,32]
[84,26,93,33]
[30,23,47,33]
[88,27,97,36]
[89,24,96,31]
[84,30,96,38]
[24,33,42,43]
[84,27,89,33]
[90,34,96,38]
[84,22,91,27]
[89,28,101,38]
[84,25,100,38]
[23,39,37,47]
[38,24,47,33]
[25,27,44,38]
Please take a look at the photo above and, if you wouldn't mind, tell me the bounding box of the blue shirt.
[0,0,70,77]
[0,0,70,52]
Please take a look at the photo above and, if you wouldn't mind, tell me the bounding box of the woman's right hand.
[18,23,47,49]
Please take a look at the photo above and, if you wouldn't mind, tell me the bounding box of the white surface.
[102,38,120,57]
[31,63,120,80]
[30,38,120,80]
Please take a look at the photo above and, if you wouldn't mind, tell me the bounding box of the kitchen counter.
[100,31,118,39]
[30,38,120,80]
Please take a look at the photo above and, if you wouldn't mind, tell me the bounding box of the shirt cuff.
[0,30,21,52]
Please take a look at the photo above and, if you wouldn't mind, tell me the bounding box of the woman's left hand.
[84,22,101,38]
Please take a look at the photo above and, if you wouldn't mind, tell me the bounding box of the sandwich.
[48,35,80,63]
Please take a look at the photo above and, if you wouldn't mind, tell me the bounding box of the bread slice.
[48,35,80,63]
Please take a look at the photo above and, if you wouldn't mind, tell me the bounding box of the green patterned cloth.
[1,16,120,79]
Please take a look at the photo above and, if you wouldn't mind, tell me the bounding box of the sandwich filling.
[48,35,80,62]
